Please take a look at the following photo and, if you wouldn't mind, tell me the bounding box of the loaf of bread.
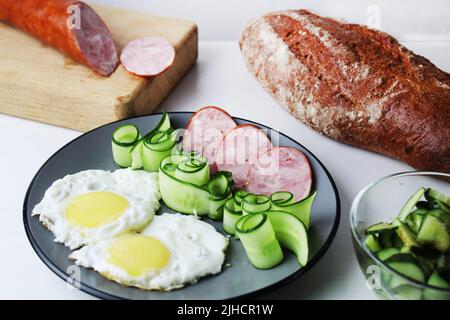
[240,10,450,172]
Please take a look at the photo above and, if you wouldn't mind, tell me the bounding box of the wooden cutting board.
[0,4,197,132]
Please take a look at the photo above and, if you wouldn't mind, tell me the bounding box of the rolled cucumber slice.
[266,210,309,266]
[241,194,271,215]
[159,153,232,217]
[159,164,210,215]
[131,111,172,170]
[223,197,242,236]
[111,124,140,167]
[236,213,283,269]
[270,191,316,229]
[234,190,250,205]
[207,172,233,220]
[175,157,210,187]
[142,129,177,172]
[131,140,144,169]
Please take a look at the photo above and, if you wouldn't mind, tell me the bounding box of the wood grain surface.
[0,3,198,131]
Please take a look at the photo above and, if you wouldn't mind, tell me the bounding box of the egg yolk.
[107,235,170,277]
[66,192,128,228]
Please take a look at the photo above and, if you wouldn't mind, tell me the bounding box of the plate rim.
[23,111,341,300]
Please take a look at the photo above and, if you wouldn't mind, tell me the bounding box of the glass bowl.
[350,171,450,300]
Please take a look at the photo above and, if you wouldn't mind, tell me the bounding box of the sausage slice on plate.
[215,124,272,188]
[183,106,237,172]
[246,146,312,201]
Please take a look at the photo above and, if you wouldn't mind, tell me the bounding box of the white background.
[0,0,449,300]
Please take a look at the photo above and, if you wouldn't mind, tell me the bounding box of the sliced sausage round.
[120,36,175,77]
[183,106,237,172]
[0,0,118,76]
[215,124,273,188]
[245,146,312,201]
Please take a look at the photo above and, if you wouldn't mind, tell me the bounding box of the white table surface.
[0,0,450,299]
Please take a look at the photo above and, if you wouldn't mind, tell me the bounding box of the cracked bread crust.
[240,10,450,172]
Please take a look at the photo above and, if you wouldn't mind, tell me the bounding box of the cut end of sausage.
[120,36,175,77]
[74,3,119,76]
[245,146,313,201]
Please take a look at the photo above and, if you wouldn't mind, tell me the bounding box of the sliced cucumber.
[207,172,233,220]
[159,164,210,215]
[400,246,411,253]
[398,187,426,222]
[236,213,283,269]
[234,190,250,206]
[429,199,450,213]
[241,194,271,215]
[378,248,400,261]
[366,222,397,235]
[426,188,450,207]
[416,201,431,210]
[392,285,422,300]
[155,111,171,131]
[417,215,450,252]
[142,129,176,172]
[405,211,424,234]
[266,211,309,266]
[392,232,404,248]
[394,219,420,248]
[385,254,426,284]
[223,198,242,236]
[379,230,395,248]
[175,155,210,187]
[126,112,172,170]
[428,209,450,226]
[270,191,316,229]
[437,254,450,276]
[365,234,382,253]
[159,153,232,217]
[423,272,450,300]
[270,191,295,206]
[111,124,140,167]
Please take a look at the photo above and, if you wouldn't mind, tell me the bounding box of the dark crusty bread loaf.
[240,10,450,172]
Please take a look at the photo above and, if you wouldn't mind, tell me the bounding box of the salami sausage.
[215,124,272,188]
[120,36,175,77]
[183,106,237,172]
[0,0,118,76]
[245,147,312,201]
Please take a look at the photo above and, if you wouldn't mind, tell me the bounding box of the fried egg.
[32,168,160,249]
[69,213,229,291]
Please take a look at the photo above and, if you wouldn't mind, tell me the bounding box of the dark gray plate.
[23,112,340,300]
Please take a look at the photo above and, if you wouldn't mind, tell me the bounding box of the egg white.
[69,213,229,291]
[32,168,161,249]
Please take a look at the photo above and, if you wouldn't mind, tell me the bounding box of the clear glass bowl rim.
[350,171,450,293]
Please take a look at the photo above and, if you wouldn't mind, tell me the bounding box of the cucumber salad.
[365,187,450,298]
[112,111,316,270]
